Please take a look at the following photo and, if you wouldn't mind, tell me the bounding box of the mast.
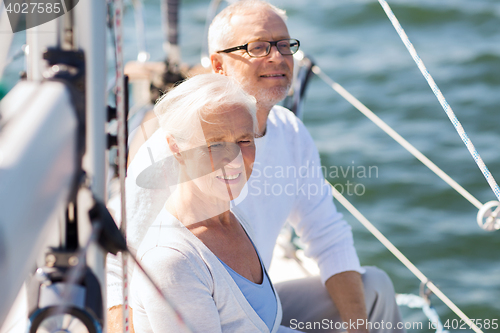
[162,0,181,66]
[0,0,112,331]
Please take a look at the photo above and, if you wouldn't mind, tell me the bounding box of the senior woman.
[130,74,299,333]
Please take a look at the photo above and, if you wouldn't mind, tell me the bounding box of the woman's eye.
[209,142,224,149]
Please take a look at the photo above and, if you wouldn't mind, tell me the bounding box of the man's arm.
[325,271,368,333]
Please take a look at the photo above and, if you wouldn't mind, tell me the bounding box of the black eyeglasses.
[217,39,300,58]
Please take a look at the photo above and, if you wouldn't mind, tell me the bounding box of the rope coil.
[396,293,448,333]
[477,201,500,231]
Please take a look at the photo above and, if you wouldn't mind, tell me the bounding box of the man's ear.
[211,53,225,75]
[166,135,184,165]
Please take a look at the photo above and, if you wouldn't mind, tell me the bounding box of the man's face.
[217,9,294,109]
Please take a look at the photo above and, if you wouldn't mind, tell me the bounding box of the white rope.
[378,0,500,204]
[312,65,483,210]
[396,294,448,333]
[328,182,484,333]
[113,0,130,331]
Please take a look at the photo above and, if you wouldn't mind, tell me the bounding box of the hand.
[107,305,135,333]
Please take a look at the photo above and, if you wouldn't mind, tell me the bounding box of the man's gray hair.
[154,73,258,146]
[208,0,287,55]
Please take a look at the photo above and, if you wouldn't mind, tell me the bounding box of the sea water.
[2,0,499,332]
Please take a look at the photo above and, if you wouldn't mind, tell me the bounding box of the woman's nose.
[224,148,243,169]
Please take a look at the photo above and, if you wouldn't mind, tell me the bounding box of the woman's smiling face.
[178,104,256,202]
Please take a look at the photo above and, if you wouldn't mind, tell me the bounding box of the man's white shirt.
[106,105,363,308]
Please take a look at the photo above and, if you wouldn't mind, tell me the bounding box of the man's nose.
[267,45,285,61]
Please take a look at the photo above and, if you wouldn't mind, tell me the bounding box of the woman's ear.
[211,54,225,75]
[166,135,184,165]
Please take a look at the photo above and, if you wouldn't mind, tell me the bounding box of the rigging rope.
[378,0,500,204]
[311,63,491,328]
[113,0,130,331]
[312,65,483,210]
[328,181,484,333]
[112,3,191,331]
[396,294,448,333]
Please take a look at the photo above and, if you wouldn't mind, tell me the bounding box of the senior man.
[107,1,404,332]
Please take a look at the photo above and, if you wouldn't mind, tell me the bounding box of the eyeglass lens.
[247,39,299,57]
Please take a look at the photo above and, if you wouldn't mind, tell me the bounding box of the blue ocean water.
[2,0,499,331]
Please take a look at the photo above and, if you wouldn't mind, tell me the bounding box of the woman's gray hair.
[154,73,258,147]
[208,0,287,55]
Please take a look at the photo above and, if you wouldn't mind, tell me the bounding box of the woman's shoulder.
[138,208,187,250]
[137,208,215,281]
[140,246,198,274]
[138,238,215,291]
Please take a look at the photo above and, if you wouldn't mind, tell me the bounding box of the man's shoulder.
[268,105,308,135]
[267,105,315,149]
[269,105,300,127]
